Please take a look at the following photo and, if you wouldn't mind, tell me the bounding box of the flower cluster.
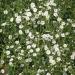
[0,0,75,75]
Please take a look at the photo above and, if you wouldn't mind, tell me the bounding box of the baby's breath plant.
[0,0,75,75]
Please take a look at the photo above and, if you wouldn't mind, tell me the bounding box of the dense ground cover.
[0,0,75,75]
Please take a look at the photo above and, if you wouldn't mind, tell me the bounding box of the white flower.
[25,11,32,17]
[25,16,30,21]
[71,52,75,59]
[4,10,8,14]
[1,60,4,64]
[36,48,40,52]
[15,40,19,44]
[28,32,34,39]
[32,43,36,48]
[25,29,30,33]
[46,72,51,75]
[26,41,32,45]
[33,8,37,12]
[53,12,58,17]
[10,17,14,22]
[52,39,56,44]
[15,13,18,17]
[0,29,2,33]
[6,45,10,49]
[9,62,13,66]
[57,57,61,62]
[72,23,75,27]
[53,44,59,52]
[1,22,7,26]
[49,59,56,65]
[9,58,13,62]
[59,25,64,29]
[41,21,45,25]
[10,45,14,48]
[19,25,24,29]
[44,45,49,50]
[57,17,62,22]
[6,51,10,55]
[29,49,34,53]
[43,11,48,17]
[63,44,67,48]
[42,34,53,41]
[8,35,12,40]
[16,16,21,24]
[25,58,32,62]
[61,33,65,37]
[46,50,51,55]
[30,2,35,9]
[1,69,5,74]
[33,53,37,57]
[19,30,23,35]
[27,45,31,49]
[54,9,58,13]
[61,22,65,25]
[55,34,59,38]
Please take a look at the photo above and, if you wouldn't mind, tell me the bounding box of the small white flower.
[25,16,30,21]
[33,8,37,12]
[61,33,65,37]
[46,50,51,55]
[19,30,23,35]
[43,11,48,17]
[33,53,37,57]
[6,51,10,55]
[1,22,7,26]
[29,49,34,53]
[52,39,56,44]
[55,34,59,38]
[53,12,58,17]
[72,23,75,27]
[49,59,56,65]
[9,58,13,62]
[25,29,30,33]
[9,62,13,66]
[30,2,35,9]
[1,60,4,64]
[10,45,14,48]
[54,9,58,13]
[16,16,21,24]
[8,35,12,40]
[1,69,5,74]
[19,25,24,29]
[0,29,2,33]
[71,52,75,59]
[25,11,32,17]
[53,44,59,52]
[36,48,40,52]
[15,13,18,17]
[32,43,36,48]
[41,21,45,25]
[61,22,65,25]
[4,10,8,14]
[59,25,64,29]
[6,45,10,49]
[44,45,49,50]
[27,45,31,49]
[57,57,61,62]
[10,17,14,22]
[42,34,53,41]
[57,17,62,22]
[15,40,19,44]
[46,72,51,75]
[63,44,67,48]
